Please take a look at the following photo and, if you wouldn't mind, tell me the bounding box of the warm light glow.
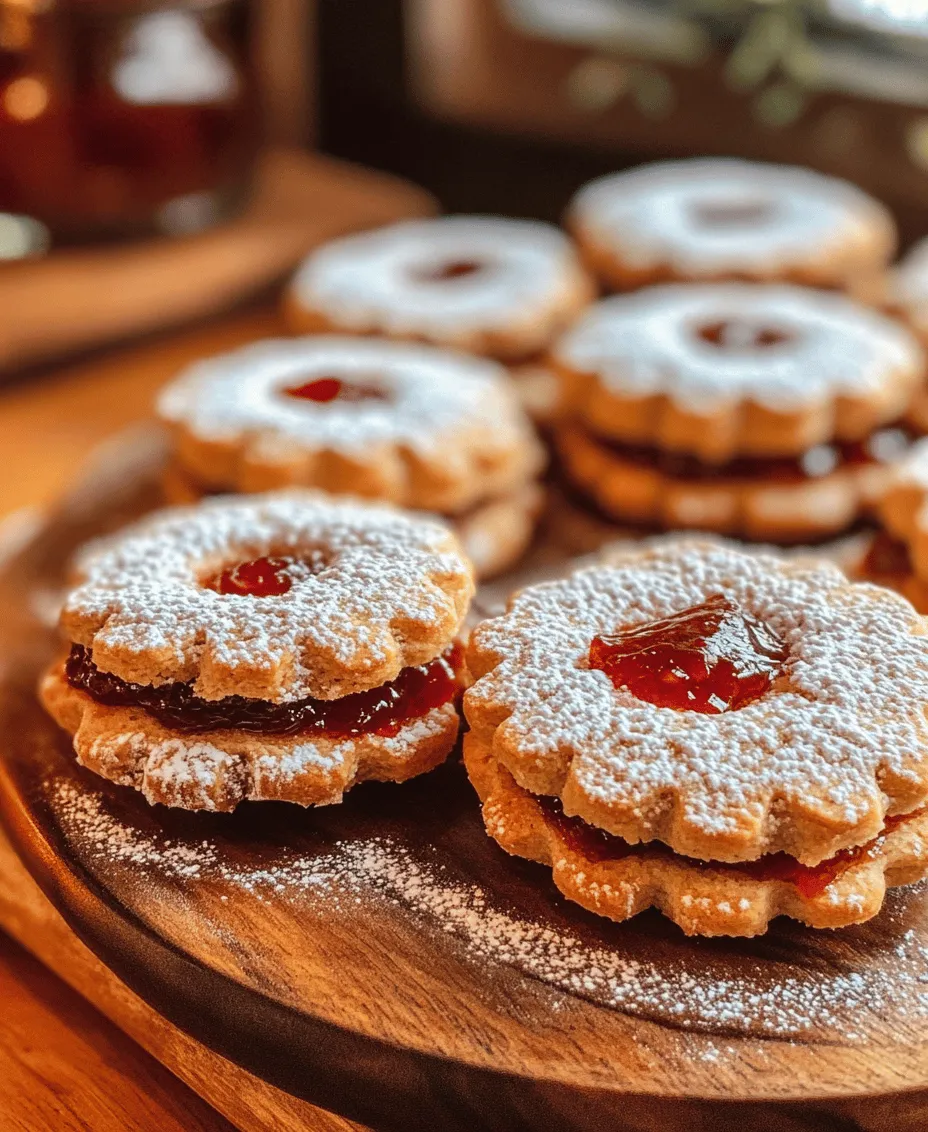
[2,75,49,121]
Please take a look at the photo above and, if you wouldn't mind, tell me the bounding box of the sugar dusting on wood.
[51,777,928,1046]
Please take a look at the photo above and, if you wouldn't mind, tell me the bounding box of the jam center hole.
[283,376,389,404]
[205,553,329,597]
[411,258,487,283]
[589,593,788,714]
[691,198,776,228]
[695,319,794,351]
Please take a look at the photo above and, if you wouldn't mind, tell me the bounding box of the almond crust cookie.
[567,159,896,298]
[464,737,928,937]
[161,466,544,583]
[58,491,473,702]
[553,284,923,463]
[43,492,473,809]
[555,423,898,543]
[464,539,928,867]
[42,664,459,812]
[283,216,595,362]
[158,337,544,516]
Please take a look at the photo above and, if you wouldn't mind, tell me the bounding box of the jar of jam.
[0,0,257,252]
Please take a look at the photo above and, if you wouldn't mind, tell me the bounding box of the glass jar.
[0,0,257,253]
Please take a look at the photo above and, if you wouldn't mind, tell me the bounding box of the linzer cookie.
[463,539,928,936]
[283,216,594,360]
[567,158,895,299]
[552,283,923,541]
[858,438,928,612]
[41,492,474,811]
[158,337,546,578]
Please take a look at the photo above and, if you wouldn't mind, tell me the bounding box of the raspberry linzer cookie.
[567,158,895,299]
[41,492,474,811]
[158,337,546,579]
[283,216,595,423]
[464,540,928,936]
[552,284,923,542]
[858,438,928,612]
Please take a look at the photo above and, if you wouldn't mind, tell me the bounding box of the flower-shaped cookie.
[465,539,928,866]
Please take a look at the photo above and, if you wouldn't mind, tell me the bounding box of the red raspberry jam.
[283,377,386,403]
[65,643,464,738]
[589,593,787,713]
[415,259,484,282]
[696,320,792,350]
[209,556,294,597]
[537,796,916,899]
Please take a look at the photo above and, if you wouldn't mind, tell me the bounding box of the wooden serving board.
[4,437,928,1131]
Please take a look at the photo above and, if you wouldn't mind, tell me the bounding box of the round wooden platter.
[3,433,928,1132]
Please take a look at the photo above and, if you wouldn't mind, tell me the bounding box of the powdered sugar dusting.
[49,776,928,1043]
[466,539,928,861]
[62,491,472,701]
[289,216,587,348]
[554,283,921,413]
[158,336,532,458]
[569,158,892,276]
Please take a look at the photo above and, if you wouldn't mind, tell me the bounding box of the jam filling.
[696,319,793,350]
[65,642,464,738]
[208,556,295,597]
[861,530,913,585]
[691,199,776,228]
[590,593,788,714]
[414,258,486,283]
[537,795,916,899]
[593,425,913,485]
[283,377,387,404]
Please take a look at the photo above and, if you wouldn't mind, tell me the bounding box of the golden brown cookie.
[463,538,928,934]
[283,216,595,362]
[465,737,928,938]
[553,284,923,462]
[42,492,473,810]
[157,337,545,577]
[567,159,896,297]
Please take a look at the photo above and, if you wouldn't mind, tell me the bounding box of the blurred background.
[3,0,928,368]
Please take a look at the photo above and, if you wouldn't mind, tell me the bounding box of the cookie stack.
[464,540,928,937]
[551,159,925,541]
[158,336,545,579]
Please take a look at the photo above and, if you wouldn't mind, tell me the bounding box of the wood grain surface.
[0,929,236,1132]
[3,434,928,1131]
[0,826,365,1132]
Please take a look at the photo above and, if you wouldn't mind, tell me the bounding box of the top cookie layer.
[158,337,544,512]
[465,539,928,865]
[285,216,595,360]
[61,492,474,703]
[568,158,896,291]
[553,283,923,461]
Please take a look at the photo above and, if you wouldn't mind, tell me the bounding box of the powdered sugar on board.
[48,775,928,1045]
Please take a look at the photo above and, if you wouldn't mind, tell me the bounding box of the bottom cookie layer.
[161,463,541,581]
[41,665,460,812]
[556,425,892,543]
[463,735,928,937]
